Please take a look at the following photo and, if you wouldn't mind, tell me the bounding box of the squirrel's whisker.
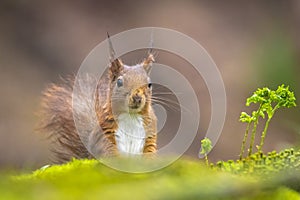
[152,92,183,95]
[151,98,181,112]
[151,96,191,113]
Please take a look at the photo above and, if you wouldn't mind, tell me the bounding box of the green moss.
[0,155,299,200]
[212,148,300,177]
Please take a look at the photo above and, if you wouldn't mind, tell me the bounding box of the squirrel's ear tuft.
[142,53,155,74]
[107,32,124,81]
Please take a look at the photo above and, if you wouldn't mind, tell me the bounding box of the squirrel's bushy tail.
[38,75,106,163]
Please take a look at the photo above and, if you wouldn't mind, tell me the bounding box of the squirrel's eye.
[117,78,123,87]
[148,83,152,88]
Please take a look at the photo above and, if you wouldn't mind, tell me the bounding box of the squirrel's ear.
[109,59,123,81]
[142,53,155,74]
[107,32,124,81]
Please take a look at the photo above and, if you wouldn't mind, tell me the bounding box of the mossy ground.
[1,150,300,200]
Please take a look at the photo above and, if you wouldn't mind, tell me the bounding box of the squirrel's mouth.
[128,104,143,112]
[129,105,140,109]
[128,102,145,113]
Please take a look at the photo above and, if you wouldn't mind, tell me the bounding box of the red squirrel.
[39,36,157,163]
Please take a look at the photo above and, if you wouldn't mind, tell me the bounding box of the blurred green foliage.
[255,31,297,91]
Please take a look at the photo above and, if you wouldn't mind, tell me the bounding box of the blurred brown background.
[1,0,300,169]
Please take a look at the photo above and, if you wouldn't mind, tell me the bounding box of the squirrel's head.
[109,54,154,114]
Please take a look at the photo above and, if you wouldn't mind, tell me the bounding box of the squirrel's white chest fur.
[115,113,146,155]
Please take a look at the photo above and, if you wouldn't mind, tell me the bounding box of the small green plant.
[199,137,212,166]
[239,85,296,160]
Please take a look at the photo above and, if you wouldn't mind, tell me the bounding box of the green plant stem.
[258,117,271,152]
[258,105,279,152]
[239,122,251,160]
[248,106,262,156]
[205,154,209,166]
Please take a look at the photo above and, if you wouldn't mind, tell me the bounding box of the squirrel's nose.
[132,94,142,104]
